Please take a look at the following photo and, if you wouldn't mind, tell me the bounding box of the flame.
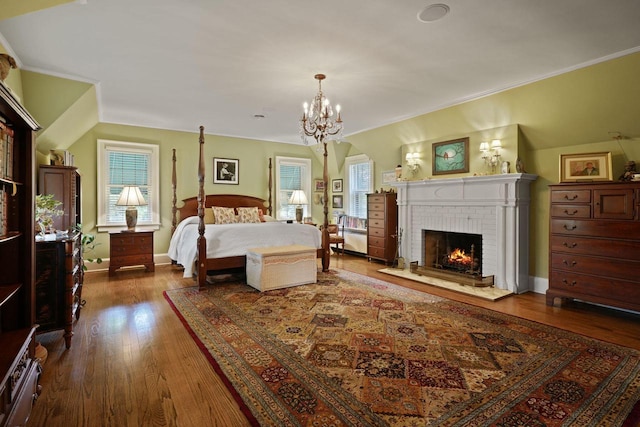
[447,248,473,265]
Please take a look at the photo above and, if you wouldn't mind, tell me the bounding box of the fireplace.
[411,229,494,287]
[393,174,536,293]
[424,230,482,275]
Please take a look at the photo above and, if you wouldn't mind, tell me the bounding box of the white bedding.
[168,216,322,277]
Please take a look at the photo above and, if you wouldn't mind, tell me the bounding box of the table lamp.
[116,186,147,231]
[288,190,308,223]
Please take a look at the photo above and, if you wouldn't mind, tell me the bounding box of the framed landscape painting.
[432,137,469,175]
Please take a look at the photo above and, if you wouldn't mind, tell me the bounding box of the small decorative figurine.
[619,160,636,181]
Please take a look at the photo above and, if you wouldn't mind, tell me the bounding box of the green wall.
[16,51,640,284]
[67,123,326,260]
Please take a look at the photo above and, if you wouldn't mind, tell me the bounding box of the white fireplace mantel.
[392,173,537,294]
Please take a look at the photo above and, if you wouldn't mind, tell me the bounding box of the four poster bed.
[169,126,331,289]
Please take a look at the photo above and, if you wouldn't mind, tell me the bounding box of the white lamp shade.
[116,186,147,206]
[491,139,502,149]
[289,190,308,205]
[479,142,489,152]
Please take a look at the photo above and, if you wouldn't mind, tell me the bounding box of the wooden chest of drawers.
[547,182,640,312]
[35,231,84,349]
[367,192,398,265]
[109,231,155,276]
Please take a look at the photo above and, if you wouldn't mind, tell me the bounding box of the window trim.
[344,154,373,218]
[274,156,312,221]
[97,139,160,232]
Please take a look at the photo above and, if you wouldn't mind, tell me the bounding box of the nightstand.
[109,231,155,276]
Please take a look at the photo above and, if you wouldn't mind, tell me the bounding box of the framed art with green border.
[432,137,469,175]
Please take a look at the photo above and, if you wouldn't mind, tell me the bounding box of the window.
[275,156,311,220]
[97,140,160,232]
[345,154,373,218]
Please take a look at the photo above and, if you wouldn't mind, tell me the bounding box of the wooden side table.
[109,231,155,276]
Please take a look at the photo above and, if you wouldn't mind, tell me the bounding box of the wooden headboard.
[176,194,269,223]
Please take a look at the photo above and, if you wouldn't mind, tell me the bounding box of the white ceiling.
[1,0,640,145]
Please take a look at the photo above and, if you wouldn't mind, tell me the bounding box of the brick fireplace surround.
[393,174,537,294]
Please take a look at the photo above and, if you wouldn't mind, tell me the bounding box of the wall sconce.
[405,152,420,174]
[480,139,501,174]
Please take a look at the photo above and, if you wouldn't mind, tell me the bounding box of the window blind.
[107,151,151,223]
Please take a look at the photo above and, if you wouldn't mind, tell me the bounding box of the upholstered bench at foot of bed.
[246,245,318,291]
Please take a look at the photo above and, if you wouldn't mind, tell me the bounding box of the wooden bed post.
[171,148,177,235]
[197,126,207,290]
[321,141,330,272]
[268,158,273,216]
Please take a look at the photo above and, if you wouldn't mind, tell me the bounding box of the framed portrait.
[314,179,325,192]
[382,170,397,185]
[332,179,343,193]
[332,195,343,209]
[213,157,239,184]
[432,137,469,175]
[560,152,612,183]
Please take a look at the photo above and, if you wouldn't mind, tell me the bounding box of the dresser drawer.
[550,205,591,219]
[368,246,387,259]
[368,219,385,229]
[368,236,386,248]
[115,253,153,265]
[550,235,640,261]
[550,252,640,280]
[368,227,385,238]
[550,219,640,239]
[369,210,386,220]
[550,270,640,303]
[367,194,385,205]
[551,190,591,203]
[368,201,385,212]
[111,234,153,254]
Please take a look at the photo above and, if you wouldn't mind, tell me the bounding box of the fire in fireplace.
[411,229,493,287]
[424,230,482,275]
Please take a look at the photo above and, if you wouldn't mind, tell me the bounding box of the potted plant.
[73,224,103,271]
[35,194,63,239]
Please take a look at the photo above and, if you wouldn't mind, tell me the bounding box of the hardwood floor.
[28,255,640,426]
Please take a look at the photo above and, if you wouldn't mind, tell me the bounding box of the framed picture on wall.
[559,152,612,182]
[314,179,325,192]
[432,137,469,175]
[213,157,239,184]
[332,179,343,193]
[332,195,343,208]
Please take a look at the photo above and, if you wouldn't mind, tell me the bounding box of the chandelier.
[300,74,343,145]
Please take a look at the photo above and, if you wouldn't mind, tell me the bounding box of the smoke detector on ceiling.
[417,3,450,23]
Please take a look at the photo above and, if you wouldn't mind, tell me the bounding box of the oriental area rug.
[164,269,640,426]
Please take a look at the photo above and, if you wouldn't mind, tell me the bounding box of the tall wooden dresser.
[35,231,84,349]
[547,182,640,312]
[367,192,398,265]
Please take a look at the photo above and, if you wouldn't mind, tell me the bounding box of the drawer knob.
[563,224,577,231]
[562,242,577,248]
[564,209,578,216]
[562,279,577,286]
[562,259,577,267]
[564,194,578,201]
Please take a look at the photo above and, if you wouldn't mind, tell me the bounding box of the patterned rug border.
[165,268,640,426]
